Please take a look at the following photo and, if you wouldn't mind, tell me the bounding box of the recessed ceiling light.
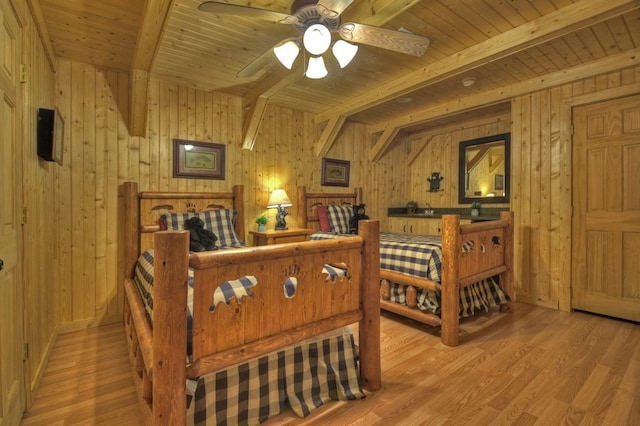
[396,96,413,104]
[461,77,476,87]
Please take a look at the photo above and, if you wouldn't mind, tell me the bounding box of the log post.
[123,182,140,280]
[441,215,460,347]
[500,211,515,313]
[232,185,245,243]
[380,279,390,300]
[406,285,417,309]
[358,220,381,391]
[153,231,190,425]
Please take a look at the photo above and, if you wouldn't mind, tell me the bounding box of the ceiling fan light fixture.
[305,56,328,79]
[274,40,300,69]
[332,40,358,68]
[303,23,331,55]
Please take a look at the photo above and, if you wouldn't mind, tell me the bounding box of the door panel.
[573,95,640,321]
[0,0,24,424]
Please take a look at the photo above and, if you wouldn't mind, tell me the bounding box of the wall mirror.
[458,133,510,204]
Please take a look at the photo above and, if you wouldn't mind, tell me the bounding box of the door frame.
[563,83,640,312]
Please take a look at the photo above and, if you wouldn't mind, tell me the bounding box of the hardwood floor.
[21,302,640,425]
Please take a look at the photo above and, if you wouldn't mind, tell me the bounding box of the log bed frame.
[296,186,514,347]
[122,182,381,425]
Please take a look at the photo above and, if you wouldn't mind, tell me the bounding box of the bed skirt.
[187,328,364,425]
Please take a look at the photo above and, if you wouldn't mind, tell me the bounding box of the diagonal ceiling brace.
[129,0,175,138]
[314,115,347,157]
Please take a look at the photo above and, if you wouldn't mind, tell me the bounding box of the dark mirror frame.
[458,132,511,204]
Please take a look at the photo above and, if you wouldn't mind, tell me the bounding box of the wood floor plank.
[21,303,640,425]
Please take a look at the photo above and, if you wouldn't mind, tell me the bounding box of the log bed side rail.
[378,270,443,326]
[124,277,154,378]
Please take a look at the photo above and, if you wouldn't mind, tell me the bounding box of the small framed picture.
[321,158,350,187]
[494,174,504,191]
[173,139,225,180]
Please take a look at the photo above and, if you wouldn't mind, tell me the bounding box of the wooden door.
[572,94,640,321]
[0,0,24,424]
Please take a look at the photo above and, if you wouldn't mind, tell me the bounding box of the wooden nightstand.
[249,228,314,246]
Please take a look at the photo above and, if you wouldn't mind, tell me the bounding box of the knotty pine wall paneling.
[51,57,640,333]
[511,66,640,311]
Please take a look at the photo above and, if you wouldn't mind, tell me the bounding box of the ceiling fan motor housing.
[289,1,341,33]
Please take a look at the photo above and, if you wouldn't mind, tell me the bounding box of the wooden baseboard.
[25,324,58,411]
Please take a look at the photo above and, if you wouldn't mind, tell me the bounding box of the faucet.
[424,203,434,214]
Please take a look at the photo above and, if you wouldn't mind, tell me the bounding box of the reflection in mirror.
[458,133,510,204]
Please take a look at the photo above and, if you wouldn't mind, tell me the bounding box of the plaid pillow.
[325,205,353,234]
[167,210,245,248]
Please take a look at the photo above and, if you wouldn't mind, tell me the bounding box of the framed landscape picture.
[321,158,350,187]
[173,139,225,180]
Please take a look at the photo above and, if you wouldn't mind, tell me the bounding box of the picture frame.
[52,108,65,166]
[321,158,350,187]
[494,174,504,191]
[173,139,225,180]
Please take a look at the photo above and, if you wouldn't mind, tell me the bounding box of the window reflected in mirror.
[458,133,510,204]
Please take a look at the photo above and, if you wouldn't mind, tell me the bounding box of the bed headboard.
[296,186,362,231]
[122,182,245,276]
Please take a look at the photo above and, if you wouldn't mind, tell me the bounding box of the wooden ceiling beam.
[129,0,175,137]
[369,48,640,157]
[26,0,57,72]
[318,0,640,124]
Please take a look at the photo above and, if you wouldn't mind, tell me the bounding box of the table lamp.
[267,189,293,230]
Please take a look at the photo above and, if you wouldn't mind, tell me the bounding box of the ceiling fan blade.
[339,23,430,56]
[198,1,299,25]
[316,0,355,18]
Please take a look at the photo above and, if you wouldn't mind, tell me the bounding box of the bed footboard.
[379,211,514,347]
[124,221,381,425]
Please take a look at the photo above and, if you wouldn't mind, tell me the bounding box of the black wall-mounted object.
[37,107,64,165]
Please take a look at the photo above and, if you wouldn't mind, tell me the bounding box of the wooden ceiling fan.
[198,0,431,78]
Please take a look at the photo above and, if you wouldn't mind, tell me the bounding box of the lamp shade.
[303,23,331,55]
[266,189,292,208]
[305,56,328,79]
[274,40,300,69]
[332,40,358,68]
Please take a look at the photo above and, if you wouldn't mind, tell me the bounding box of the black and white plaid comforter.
[310,231,509,317]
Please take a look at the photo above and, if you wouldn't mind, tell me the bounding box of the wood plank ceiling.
[34,0,640,158]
